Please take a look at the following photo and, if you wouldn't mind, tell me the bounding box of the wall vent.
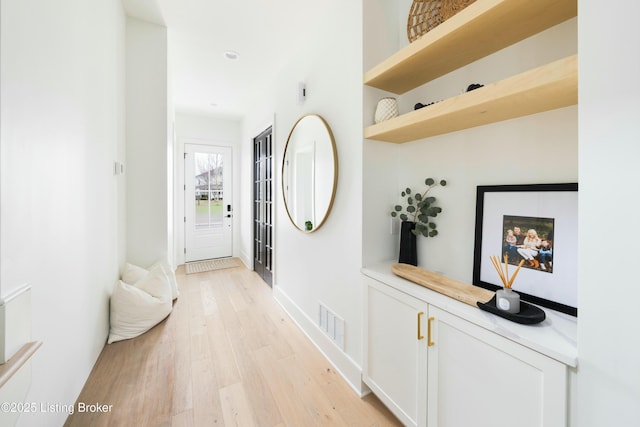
[318,302,344,350]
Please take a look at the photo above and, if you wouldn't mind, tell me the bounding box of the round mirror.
[282,114,338,233]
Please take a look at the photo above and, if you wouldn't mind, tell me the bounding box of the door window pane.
[194,152,223,229]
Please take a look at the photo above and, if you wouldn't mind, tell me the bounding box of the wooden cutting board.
[391,263,494,307]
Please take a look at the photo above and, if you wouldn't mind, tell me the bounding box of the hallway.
[65,265,400,426]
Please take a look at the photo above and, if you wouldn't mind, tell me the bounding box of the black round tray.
[477,295,546,325]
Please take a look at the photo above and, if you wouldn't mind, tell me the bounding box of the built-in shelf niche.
[363,0,578,143]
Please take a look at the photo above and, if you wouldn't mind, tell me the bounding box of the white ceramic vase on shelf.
[374,97,399,123]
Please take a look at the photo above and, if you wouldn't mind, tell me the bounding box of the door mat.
[185,258,240,274]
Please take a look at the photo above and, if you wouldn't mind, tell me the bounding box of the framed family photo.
[472,183,578,316]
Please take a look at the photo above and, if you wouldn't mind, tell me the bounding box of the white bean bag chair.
[107,264,173,344]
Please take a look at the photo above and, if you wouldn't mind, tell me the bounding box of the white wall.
[241,1,365,391]
[173,113,241,266]
[577,1,640,425]
[0,1,126,425]
[126,17,170,268]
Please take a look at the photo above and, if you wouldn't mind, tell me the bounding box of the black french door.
[253,127,273,286]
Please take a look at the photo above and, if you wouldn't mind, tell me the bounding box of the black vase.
[399,221,418,266]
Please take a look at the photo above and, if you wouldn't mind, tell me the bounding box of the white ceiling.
[122,0,332,119]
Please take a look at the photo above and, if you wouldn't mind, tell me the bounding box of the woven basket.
[407,0,476,42]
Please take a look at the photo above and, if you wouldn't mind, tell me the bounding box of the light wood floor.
[65,264,401,426]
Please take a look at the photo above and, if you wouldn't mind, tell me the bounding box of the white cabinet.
[363,277,428,427]
[363,275,569,427]
[427,306,567,427]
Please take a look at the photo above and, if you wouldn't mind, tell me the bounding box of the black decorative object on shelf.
[392,178,447,266]
[477,295,546,325]
[399,221,418,266]
[414,101,436,110]
[413,85,482,111]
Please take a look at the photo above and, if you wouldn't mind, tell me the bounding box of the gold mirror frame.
[281,114,338,233]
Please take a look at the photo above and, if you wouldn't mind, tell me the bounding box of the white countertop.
[362,261,578,367]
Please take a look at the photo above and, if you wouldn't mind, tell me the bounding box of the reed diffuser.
[490,254,524,313]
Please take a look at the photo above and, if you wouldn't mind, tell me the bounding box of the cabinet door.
[427,306,567,427]
[363,277,428,427]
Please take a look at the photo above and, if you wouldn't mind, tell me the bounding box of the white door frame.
[175,139,237,265]
[184,144,233,262]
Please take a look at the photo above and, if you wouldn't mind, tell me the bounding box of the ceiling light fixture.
[223,50,240,61]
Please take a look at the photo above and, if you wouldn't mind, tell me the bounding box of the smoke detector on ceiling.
[223,50,240,61]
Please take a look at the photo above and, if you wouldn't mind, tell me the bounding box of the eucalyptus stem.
[390,178,447,238]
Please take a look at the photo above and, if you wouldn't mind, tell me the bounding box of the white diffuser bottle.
[496,288,520,314]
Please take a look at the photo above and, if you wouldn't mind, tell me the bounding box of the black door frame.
[253,126,273,286]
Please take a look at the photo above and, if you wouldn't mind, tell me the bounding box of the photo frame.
[472,183,578,316]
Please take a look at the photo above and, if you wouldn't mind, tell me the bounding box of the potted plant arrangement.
[390,178,447,265]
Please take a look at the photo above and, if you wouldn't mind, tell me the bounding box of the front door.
[185,144,232,262]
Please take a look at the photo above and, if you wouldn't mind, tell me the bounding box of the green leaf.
[395,177,446,239]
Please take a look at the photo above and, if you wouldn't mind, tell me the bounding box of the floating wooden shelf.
[364,54,577,143]
[364,0,577,94]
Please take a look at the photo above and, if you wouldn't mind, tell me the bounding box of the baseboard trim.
[238,250,252,270]
[273,285,367,397]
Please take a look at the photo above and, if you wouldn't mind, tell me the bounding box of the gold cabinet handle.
[417,311,424,340]
[428,316,435,347]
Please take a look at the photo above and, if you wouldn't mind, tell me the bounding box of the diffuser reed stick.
[490,255,525,289]
[507,259,525,289]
